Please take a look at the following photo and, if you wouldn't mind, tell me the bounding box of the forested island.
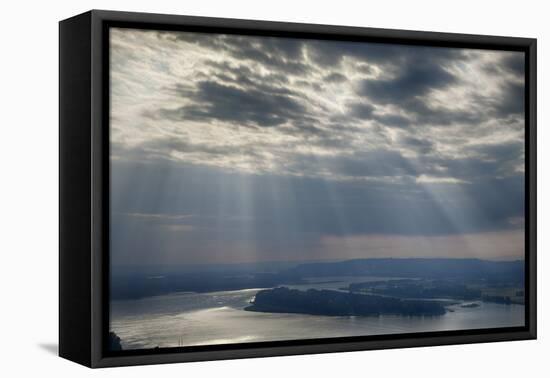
[245,287,446,316]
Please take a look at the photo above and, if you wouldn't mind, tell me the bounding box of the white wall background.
[0,0,546,376]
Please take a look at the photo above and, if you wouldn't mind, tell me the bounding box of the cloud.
[174,32,309,75]
[373,113,411,128]
[110,28,524,181]
[108,28,526,265]
[288,149,415,178]
[501,54,525,77]
[123,212,194,221]
[159,80,306,127]
[359,61,456,104]
[349,102,375,118]
[307,40,460,67]
[398,136,434,154]
[415,175,468,184]
[324,72,348,83]
[495,81,525,116]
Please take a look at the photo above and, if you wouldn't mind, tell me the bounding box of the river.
[110,276,525,350]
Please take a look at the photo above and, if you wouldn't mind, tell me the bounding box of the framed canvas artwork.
[59,10,536,368]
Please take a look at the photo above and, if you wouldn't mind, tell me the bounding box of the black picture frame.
[59,9,537,368]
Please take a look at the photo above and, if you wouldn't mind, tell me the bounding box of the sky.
[109,27,525,267]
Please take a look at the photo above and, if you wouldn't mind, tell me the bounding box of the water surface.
[111,277,525,349]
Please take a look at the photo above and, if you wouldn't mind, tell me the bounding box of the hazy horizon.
[111,254,526,273]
